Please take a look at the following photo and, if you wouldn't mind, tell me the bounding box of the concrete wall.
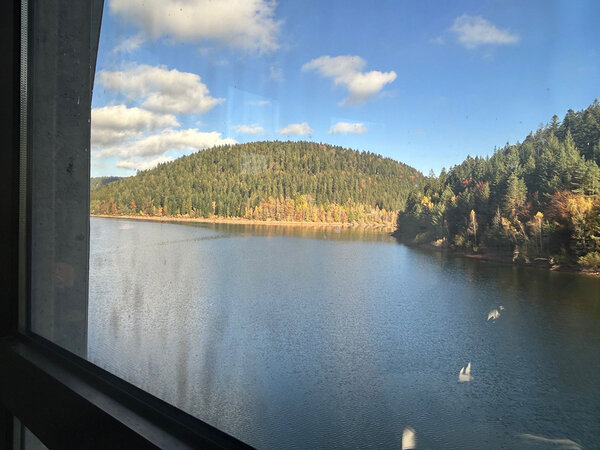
[30,0,103,357]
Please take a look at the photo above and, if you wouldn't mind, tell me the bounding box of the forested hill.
[91,141,423,225]
[396,100,600,270]
[90,176,122,191]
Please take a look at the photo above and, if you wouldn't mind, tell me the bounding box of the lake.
[89,217,600,449]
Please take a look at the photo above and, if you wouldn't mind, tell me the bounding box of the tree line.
[90,141,422,226]
[396,100,600,270]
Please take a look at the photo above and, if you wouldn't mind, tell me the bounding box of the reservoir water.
[89,217,600,449]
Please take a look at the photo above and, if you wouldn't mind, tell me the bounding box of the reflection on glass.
[401,426,416,450]
[487,308,501,321]
[458,361,473,383]
[519,433,583,450]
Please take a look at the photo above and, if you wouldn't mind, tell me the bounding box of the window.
[88,2,600,448]
[1,1,248,448]
[3,1,600,449]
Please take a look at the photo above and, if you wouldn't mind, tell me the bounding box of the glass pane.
[27,0,600,448]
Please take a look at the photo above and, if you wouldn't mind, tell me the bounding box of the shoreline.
[394,238,600,278]
[91,214,395,232]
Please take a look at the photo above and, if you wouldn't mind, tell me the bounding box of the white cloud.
[109,0,280,53]
[233,124,265,134]
[329,122,368,134]
[279,122,312,136]
[113,33,145,53]
[95,128,236,159]
[450,15,519,49]
[97,65,224,114]
[91,105,179,147]
[116,156,175,171]
[302,55,396,106]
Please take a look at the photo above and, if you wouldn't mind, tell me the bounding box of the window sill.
[0,334,251,449]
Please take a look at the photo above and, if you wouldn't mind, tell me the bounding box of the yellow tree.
[468,209,478,245]
[535,211,544,252]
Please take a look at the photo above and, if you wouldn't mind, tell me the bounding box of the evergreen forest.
[396,101,600,270]
[90,141,422,226]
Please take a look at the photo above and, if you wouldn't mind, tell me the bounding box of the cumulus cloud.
[233,124,265,134]
[329,121,368,134]
[302,55,396,106]
[109,0,280,53]
[279,122,312,136]
[93,64,236,172]
[97,65,224,114]
[450,15,519,49]
[95,128,236,159]
[91,105,179,147]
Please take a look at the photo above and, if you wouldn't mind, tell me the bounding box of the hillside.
[396,101,600,270]
[90,176,122,191]
[91,141,423,225]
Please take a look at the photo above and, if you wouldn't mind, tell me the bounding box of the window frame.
[0,1,251,448]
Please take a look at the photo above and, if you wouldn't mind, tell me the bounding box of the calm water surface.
[89,217,600,449]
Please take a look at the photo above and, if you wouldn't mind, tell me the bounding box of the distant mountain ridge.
[91,141,423,225]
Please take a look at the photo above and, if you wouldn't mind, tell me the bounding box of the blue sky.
[91,0,600,177]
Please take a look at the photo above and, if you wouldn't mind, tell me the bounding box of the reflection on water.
[89,217,600,449]
[168,220,395,242]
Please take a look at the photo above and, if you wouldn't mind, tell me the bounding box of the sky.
[91,0,600,177]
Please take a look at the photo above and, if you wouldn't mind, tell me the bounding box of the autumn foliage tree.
[396,101,600,268]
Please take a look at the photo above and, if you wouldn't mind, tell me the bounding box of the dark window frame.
[0,1,251,448]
